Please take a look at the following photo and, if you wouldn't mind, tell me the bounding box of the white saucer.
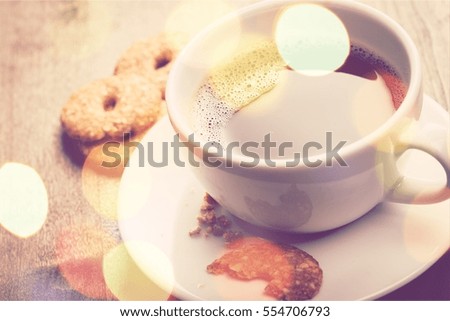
[118,95,449,300]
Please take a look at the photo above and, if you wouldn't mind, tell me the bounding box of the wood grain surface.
[0,0,448,300]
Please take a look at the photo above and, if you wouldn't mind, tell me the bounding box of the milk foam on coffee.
[192,39,406,158]
[192,40,286,144]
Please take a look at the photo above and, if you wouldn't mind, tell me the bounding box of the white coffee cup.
[166,0,450,232]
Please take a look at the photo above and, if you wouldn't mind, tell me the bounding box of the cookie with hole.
[61,74,162,142]
[114,34,186,99]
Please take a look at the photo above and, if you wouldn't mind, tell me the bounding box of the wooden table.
[0,0,448,300]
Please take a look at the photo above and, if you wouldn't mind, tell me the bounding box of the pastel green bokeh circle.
[275,4,350,76]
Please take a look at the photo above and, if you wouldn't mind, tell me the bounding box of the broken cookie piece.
[207,237,322,300]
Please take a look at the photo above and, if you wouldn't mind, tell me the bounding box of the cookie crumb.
[189,193,244,243]
[211,224,224,237]
[200,203,215,212]
[216,215,231,229]
[188,226,202,237]
[223,230,243,243]
[204,193,218,205]
[197,209,216,225]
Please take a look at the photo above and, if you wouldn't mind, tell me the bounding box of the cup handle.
[387,122,450,204]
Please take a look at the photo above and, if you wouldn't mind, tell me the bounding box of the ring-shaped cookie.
[114,34,184,98]
[61,74,161,142]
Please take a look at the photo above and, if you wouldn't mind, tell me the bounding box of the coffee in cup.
[192,39,407,162]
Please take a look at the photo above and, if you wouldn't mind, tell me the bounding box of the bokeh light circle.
[103,242,174,301]
[56,224,117,300]
[275,4,350,76]
[0,162,48,238]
